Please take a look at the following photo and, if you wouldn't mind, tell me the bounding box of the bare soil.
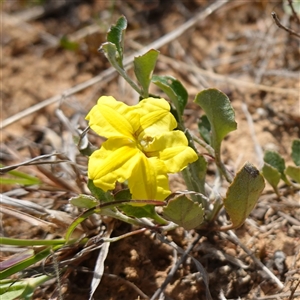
[1,1,299,299]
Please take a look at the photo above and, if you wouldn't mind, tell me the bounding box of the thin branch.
[271,12,300,38]
[287,0,300,24]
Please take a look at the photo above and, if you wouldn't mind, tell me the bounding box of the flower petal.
[137,98,177,136]
[143,131,198,172]
[86,96,139,139]
[88,137,140,191]
[128,156,170,200]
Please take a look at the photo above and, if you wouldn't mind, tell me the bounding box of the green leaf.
[106,16,127,67]
[114,189,132,201]
[69,194,99,209]
[0,280,28,300]
[0,177,39,186]
[187,155,207,196]
[0,275,51,300]
[101,42,119,65]
[87,180,114,202]
[152,75,188,116]
[223,162,265,229]
[134,49,159,98]
[262,163,281,190]
[291,139,300,166]
[0,168,41,186]
[285,165,300,183]
[119,204,157,219]
[198,115,211,144]
[194,88,237,152]
[264,150,286,174]
[162,195,204,230]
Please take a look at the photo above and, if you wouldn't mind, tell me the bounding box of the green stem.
[107,55,142,96]
[192,134,215,156]
[213,141,233,183]
[101,208,154,227]
[205,196,223,223]
[0,237,66,247]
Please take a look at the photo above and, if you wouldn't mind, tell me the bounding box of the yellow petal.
[86,96,139,139]
[88,137,140,191]
[128,156,170,200]
[137,98,177,135]
[143,131,198,173]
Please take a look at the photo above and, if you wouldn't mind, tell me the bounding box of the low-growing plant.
[2,15,298,299]
[262,139,300,195]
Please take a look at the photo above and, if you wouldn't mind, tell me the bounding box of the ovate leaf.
[162,195,204,230]
[134,49,159,97]
[285,165,300,183]
[291,139,300,166]
[262,163,281,190]
[194,88,237,152]
[223,162,265,229]
[152,75,188,116]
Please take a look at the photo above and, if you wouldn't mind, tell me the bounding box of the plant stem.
[0,237,66,246]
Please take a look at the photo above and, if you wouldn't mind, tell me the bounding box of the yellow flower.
[86,96,198,200]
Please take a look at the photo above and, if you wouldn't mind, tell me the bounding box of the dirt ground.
[1,1,300,299]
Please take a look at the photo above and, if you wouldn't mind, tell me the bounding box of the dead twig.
[287,0,300,24]
[289,279,300,300]
[271,12,300,38]
[0,153,68,173]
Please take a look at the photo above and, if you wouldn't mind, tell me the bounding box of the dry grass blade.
[1,206,58,232]
[1,194,48,215]
[89,221,114,300]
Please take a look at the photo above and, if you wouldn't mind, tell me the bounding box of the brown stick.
[271,11,300,38]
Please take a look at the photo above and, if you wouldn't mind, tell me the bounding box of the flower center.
[139,135,154,151]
